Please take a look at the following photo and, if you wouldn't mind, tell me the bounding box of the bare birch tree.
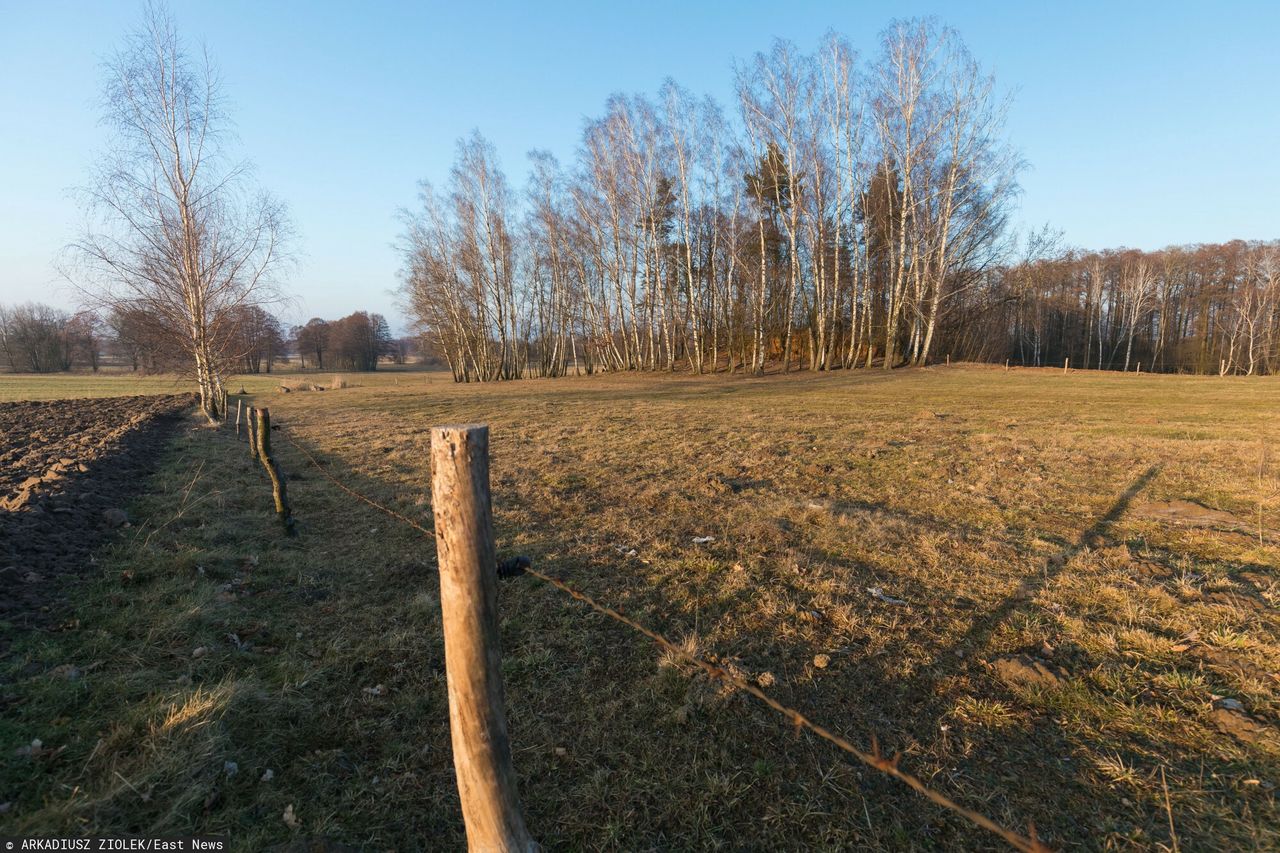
[1118,258,1155,372]
[65,3,289,420]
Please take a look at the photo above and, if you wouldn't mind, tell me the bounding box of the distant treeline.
[400,22,1278,380]
[0,304,411,374]
[291,312,401,371]
[972,240,1279,375]
[0,304,101,373]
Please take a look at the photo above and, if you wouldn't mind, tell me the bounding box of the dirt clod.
[992,654,1067,689]
[1210,706,1273,746]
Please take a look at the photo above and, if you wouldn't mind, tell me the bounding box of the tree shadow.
[928,464,1161,670]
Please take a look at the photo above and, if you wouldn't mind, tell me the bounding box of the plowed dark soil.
[0,393,194,651]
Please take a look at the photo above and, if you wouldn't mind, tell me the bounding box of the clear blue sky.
[3,1,1278,331]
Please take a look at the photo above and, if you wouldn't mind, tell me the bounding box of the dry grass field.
[2,365,1277,850]
[0,365,439,402]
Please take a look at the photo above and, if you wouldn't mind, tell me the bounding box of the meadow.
[1,365,1277,850]
[0,365,439,402]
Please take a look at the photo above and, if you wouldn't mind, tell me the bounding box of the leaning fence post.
[235,398,243,438]
[429,424,536,853]
[1064,357,1069,375]
[255,407,294,535]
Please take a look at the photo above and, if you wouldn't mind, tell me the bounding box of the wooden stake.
[1004,359,1009,372]
[255,407,294,535]
[1064,357,1069,375]
[1137,361,1142,375]
[247,406,259,461]
[235,398,243,438]
[429,425,535,853]
[946,353,950,367]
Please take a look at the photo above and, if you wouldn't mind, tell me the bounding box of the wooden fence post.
[1064,357,1069,375]
[254,408,294,535]
[235,398,243,438]
[247,406,259,461]
[429,425,536,853]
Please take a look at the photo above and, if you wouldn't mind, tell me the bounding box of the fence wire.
[277,426,1052,852]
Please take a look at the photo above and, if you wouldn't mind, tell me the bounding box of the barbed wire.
[277,426,1052,852]
[282,430,434,536]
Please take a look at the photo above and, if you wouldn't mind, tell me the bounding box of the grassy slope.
[2,366,1277,850]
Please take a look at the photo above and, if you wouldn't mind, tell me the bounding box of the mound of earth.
[0,393,194,652]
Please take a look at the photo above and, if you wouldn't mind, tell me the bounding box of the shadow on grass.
[931,463,1161,669]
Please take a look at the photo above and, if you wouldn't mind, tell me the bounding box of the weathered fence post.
[247,406,259,461]
[1136,361,1142,375]
[254,407,294,535]
[1064,357,1069,375]
[235,398,243,438]
[429,424,536,853]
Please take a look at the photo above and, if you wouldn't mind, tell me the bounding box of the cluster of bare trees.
[64,5,290,419]
[0,300,294,375]
[960,239,1280,374]
[229,306,286,374]
[104,303,180,372]
[106,302,288,374]
[290,312,394,371]
[0,303,101,373]
[402,21,1021,381]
